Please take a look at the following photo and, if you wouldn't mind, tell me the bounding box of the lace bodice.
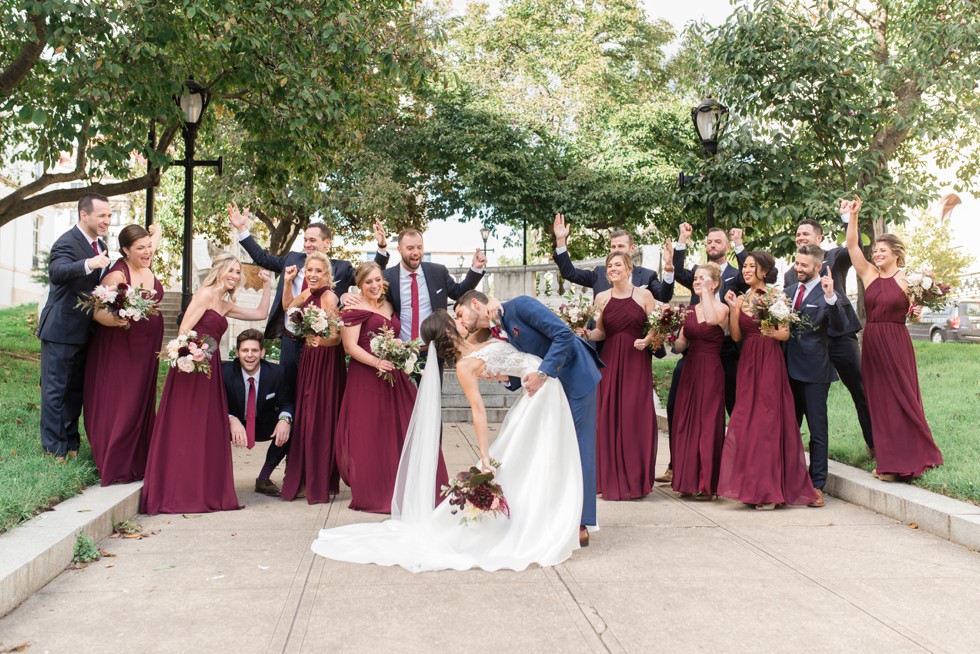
[463,341,541,378]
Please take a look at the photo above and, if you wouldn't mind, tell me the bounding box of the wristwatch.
[535,371,547,381]
[279,413,293,424]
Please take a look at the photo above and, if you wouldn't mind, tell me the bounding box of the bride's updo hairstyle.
[746,251,778,284]
[421,309,464,364]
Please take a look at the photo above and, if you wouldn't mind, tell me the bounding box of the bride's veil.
[390,345,442,524]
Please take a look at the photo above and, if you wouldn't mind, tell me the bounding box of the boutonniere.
[511,326,520,339]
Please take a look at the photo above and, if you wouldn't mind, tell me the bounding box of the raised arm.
[844,196,875,286]
[673,222,695,292]
[446,251,487,300]
[725,292,743,342]
[226,271,273,321]
[649,239,675,302]
[553,213,599,288]
[282,265,301,310]
[228,203,288,273]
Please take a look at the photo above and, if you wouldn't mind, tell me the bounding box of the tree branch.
[0,15,46,96]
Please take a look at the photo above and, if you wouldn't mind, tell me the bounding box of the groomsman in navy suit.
[784,245,845,508]
[784,219,874,459]
[36,193,121,460]
[455,290,603,547]
[228,204,389,392]
[222,329,294,496]
[552,213,675,302]
[658,222,748,483]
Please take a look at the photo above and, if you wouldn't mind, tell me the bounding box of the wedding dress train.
[310,342,583,572]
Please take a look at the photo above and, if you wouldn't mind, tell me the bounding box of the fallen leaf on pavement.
[0,641,31,652]
[181,514,202,519]
[99,550,116,557]
[909,522,919,529]
[154,564,177,571]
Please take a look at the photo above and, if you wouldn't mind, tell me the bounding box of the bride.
[310,309,583,572]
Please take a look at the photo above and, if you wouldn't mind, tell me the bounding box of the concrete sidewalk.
[2,425,980,653]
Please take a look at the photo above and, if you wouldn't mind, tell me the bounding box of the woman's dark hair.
[746,250,778,284]
[420,309,463,364]
[118,224,151,258]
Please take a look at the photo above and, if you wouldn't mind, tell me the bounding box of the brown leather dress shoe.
[654,468,673,484]
[808,489,825,508]
[255,478,281,496]
[579,526,589,547]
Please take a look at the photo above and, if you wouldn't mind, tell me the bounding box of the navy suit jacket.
[37,227,107,345]
[783,282,844,384]
[554,250,673,302]
[498,295,603,400]
[673,246,749,306]
[783,246,861,337]
[221,359,294,440]
[383,261,484,314]
[239,235,389,339]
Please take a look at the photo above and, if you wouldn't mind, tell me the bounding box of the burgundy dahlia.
[469,485,495,511]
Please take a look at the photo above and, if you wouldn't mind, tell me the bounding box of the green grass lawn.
[651,342,980,504]
[0,304,100,533]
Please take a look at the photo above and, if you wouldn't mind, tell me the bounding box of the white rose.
[770,301,791,320]
[176,357,196,373]
[921,276,933,290]
[312,317,329,333]
[118,309,128,318]
[404,353,417,372]
[906,272,922,285]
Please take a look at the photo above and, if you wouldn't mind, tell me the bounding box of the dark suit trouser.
[790,378,830,489]
[568,387,598,527]
[273,335,303,462]
[40,340,87,456]
[666,344,737,469]
[829,333,874,450]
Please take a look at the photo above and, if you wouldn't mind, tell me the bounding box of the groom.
[455,290,603,546]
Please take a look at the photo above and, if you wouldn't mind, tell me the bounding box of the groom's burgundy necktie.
[409,272,420,340]
[246,377,257,450]
[91,240,99,255]
[794,284,806,311]
[489,325,508,342]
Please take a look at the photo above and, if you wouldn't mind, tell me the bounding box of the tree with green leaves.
[0,0,437,233]
[682,0,980,257]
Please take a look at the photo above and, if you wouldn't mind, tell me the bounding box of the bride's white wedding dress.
[310,341,583,572]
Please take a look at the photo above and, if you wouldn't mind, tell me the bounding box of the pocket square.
[435,288,444,294]
[265,393,276,399]
[805,303,819,308]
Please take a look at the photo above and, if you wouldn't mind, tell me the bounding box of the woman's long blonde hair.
[201,253,242,301]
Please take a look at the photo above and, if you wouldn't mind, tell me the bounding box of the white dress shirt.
[398,264,432,341]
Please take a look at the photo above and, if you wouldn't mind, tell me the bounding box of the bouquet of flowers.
[75,283,159,328]
[440,460,510,526]
[554,289,598,334]
[905,270,952,318]
[369,325,422,385]
[287,305,342,346]
[159,331,217,378]
[742,286,805,331]
[645,303,688,349]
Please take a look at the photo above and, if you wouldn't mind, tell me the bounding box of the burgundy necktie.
[489,325,508,341]
[409,272,420,340]
[794,285,806,311]
[92,240,99,255]
[246,377,257,450]
[301,272,308,291]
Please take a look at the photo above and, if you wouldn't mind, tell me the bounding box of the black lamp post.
[690,97,729,231]
[173,79,223,312]
[479,226,494,258]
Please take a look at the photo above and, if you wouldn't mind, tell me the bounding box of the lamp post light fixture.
[457,255,465,269]
[479,227,494,257]
[688,97,729,231]
[173,79,223,312]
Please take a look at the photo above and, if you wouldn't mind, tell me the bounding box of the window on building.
[32,215,42,268]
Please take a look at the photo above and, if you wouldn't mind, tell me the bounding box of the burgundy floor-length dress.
[334,309,448,514]
[595,294,657,501]
[281,288,346,503]
[83,260,164,485]
[671,309,726,496]
[140,309,242,514]
[863,276,943,477]
[718,305,818,506]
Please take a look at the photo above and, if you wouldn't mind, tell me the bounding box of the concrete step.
[441,407,511,423]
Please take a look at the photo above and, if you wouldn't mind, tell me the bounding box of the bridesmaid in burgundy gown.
[581,252,660,501]
[719,252,818,509]
[280,252,346,503]
[335,262,448,513]
[141,251,273,514]
[843,197,942,480]
[670,263,728,499]
[84,224,164,485]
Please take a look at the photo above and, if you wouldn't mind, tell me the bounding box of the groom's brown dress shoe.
[654,468,673,484]
[579,526,589,547]
[255,478,280,496]
[808,489,825,508]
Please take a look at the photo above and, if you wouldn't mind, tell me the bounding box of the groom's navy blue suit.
[497,296,604,527]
